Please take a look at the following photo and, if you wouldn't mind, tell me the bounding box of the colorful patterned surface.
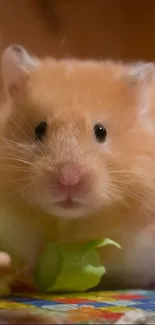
[1,290,155,323]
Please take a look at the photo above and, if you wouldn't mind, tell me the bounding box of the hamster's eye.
[35,121,47,141]
[94,123,107,142]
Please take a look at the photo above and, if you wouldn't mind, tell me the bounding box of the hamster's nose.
[56,162,83,189]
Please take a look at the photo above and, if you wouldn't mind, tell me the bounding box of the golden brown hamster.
[0,45,155,292]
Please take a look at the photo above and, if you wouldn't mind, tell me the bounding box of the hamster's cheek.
[89,162,124,210]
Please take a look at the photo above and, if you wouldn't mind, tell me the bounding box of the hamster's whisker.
[1,175,37,185]
[1,146,37,159]
[108,170,149,176]
[0,166,29,172]
[100,183,130,212]
[0,137,30,148]
[20,184,33,198]
[0,155,34,164]
[111,178,155,196]
[128,193,154,211]
[0,137,41,160]
[118,197,130,211]
[124,186,155,211]
[2,133,51,166]
[15,108,49,157]
[9,116,35,145]
[0,157,34,167]
[99,175,155,211]
[1,136,37,150]
[18,180,37,198]
[4,177,38,199]
[0,140,40,162]
[114,179,155,198]
[0,176,37,197]
[8,116,47,160]
[15,108,37,137]
[110,179,141,188]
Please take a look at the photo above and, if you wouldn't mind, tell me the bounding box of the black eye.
[35,121,47,141]
[94,123,107,142]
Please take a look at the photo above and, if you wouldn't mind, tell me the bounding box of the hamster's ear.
[1,45,40,97]
[129,62,155,83]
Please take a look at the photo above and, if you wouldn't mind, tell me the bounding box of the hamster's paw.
[0,252,15,296]
[0,309,69,324]
[115,310,147,324]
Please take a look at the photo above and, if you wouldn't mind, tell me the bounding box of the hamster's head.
[1,45,155,219]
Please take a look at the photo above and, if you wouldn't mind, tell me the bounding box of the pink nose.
[57,162,82,188]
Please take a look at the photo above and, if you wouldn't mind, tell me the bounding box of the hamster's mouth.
[55,199,80,210]
[49,198,91,218]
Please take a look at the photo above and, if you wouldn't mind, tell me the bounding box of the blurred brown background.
[0,0,154,61]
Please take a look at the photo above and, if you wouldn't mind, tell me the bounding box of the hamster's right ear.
[1,45,40,97]
[128,62,155,84]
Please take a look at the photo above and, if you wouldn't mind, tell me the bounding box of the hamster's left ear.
[1,45,40,97]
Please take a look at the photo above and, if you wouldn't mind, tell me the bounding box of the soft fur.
[0,46,155,291]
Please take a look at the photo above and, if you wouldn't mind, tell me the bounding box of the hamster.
[0,45,155,293]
